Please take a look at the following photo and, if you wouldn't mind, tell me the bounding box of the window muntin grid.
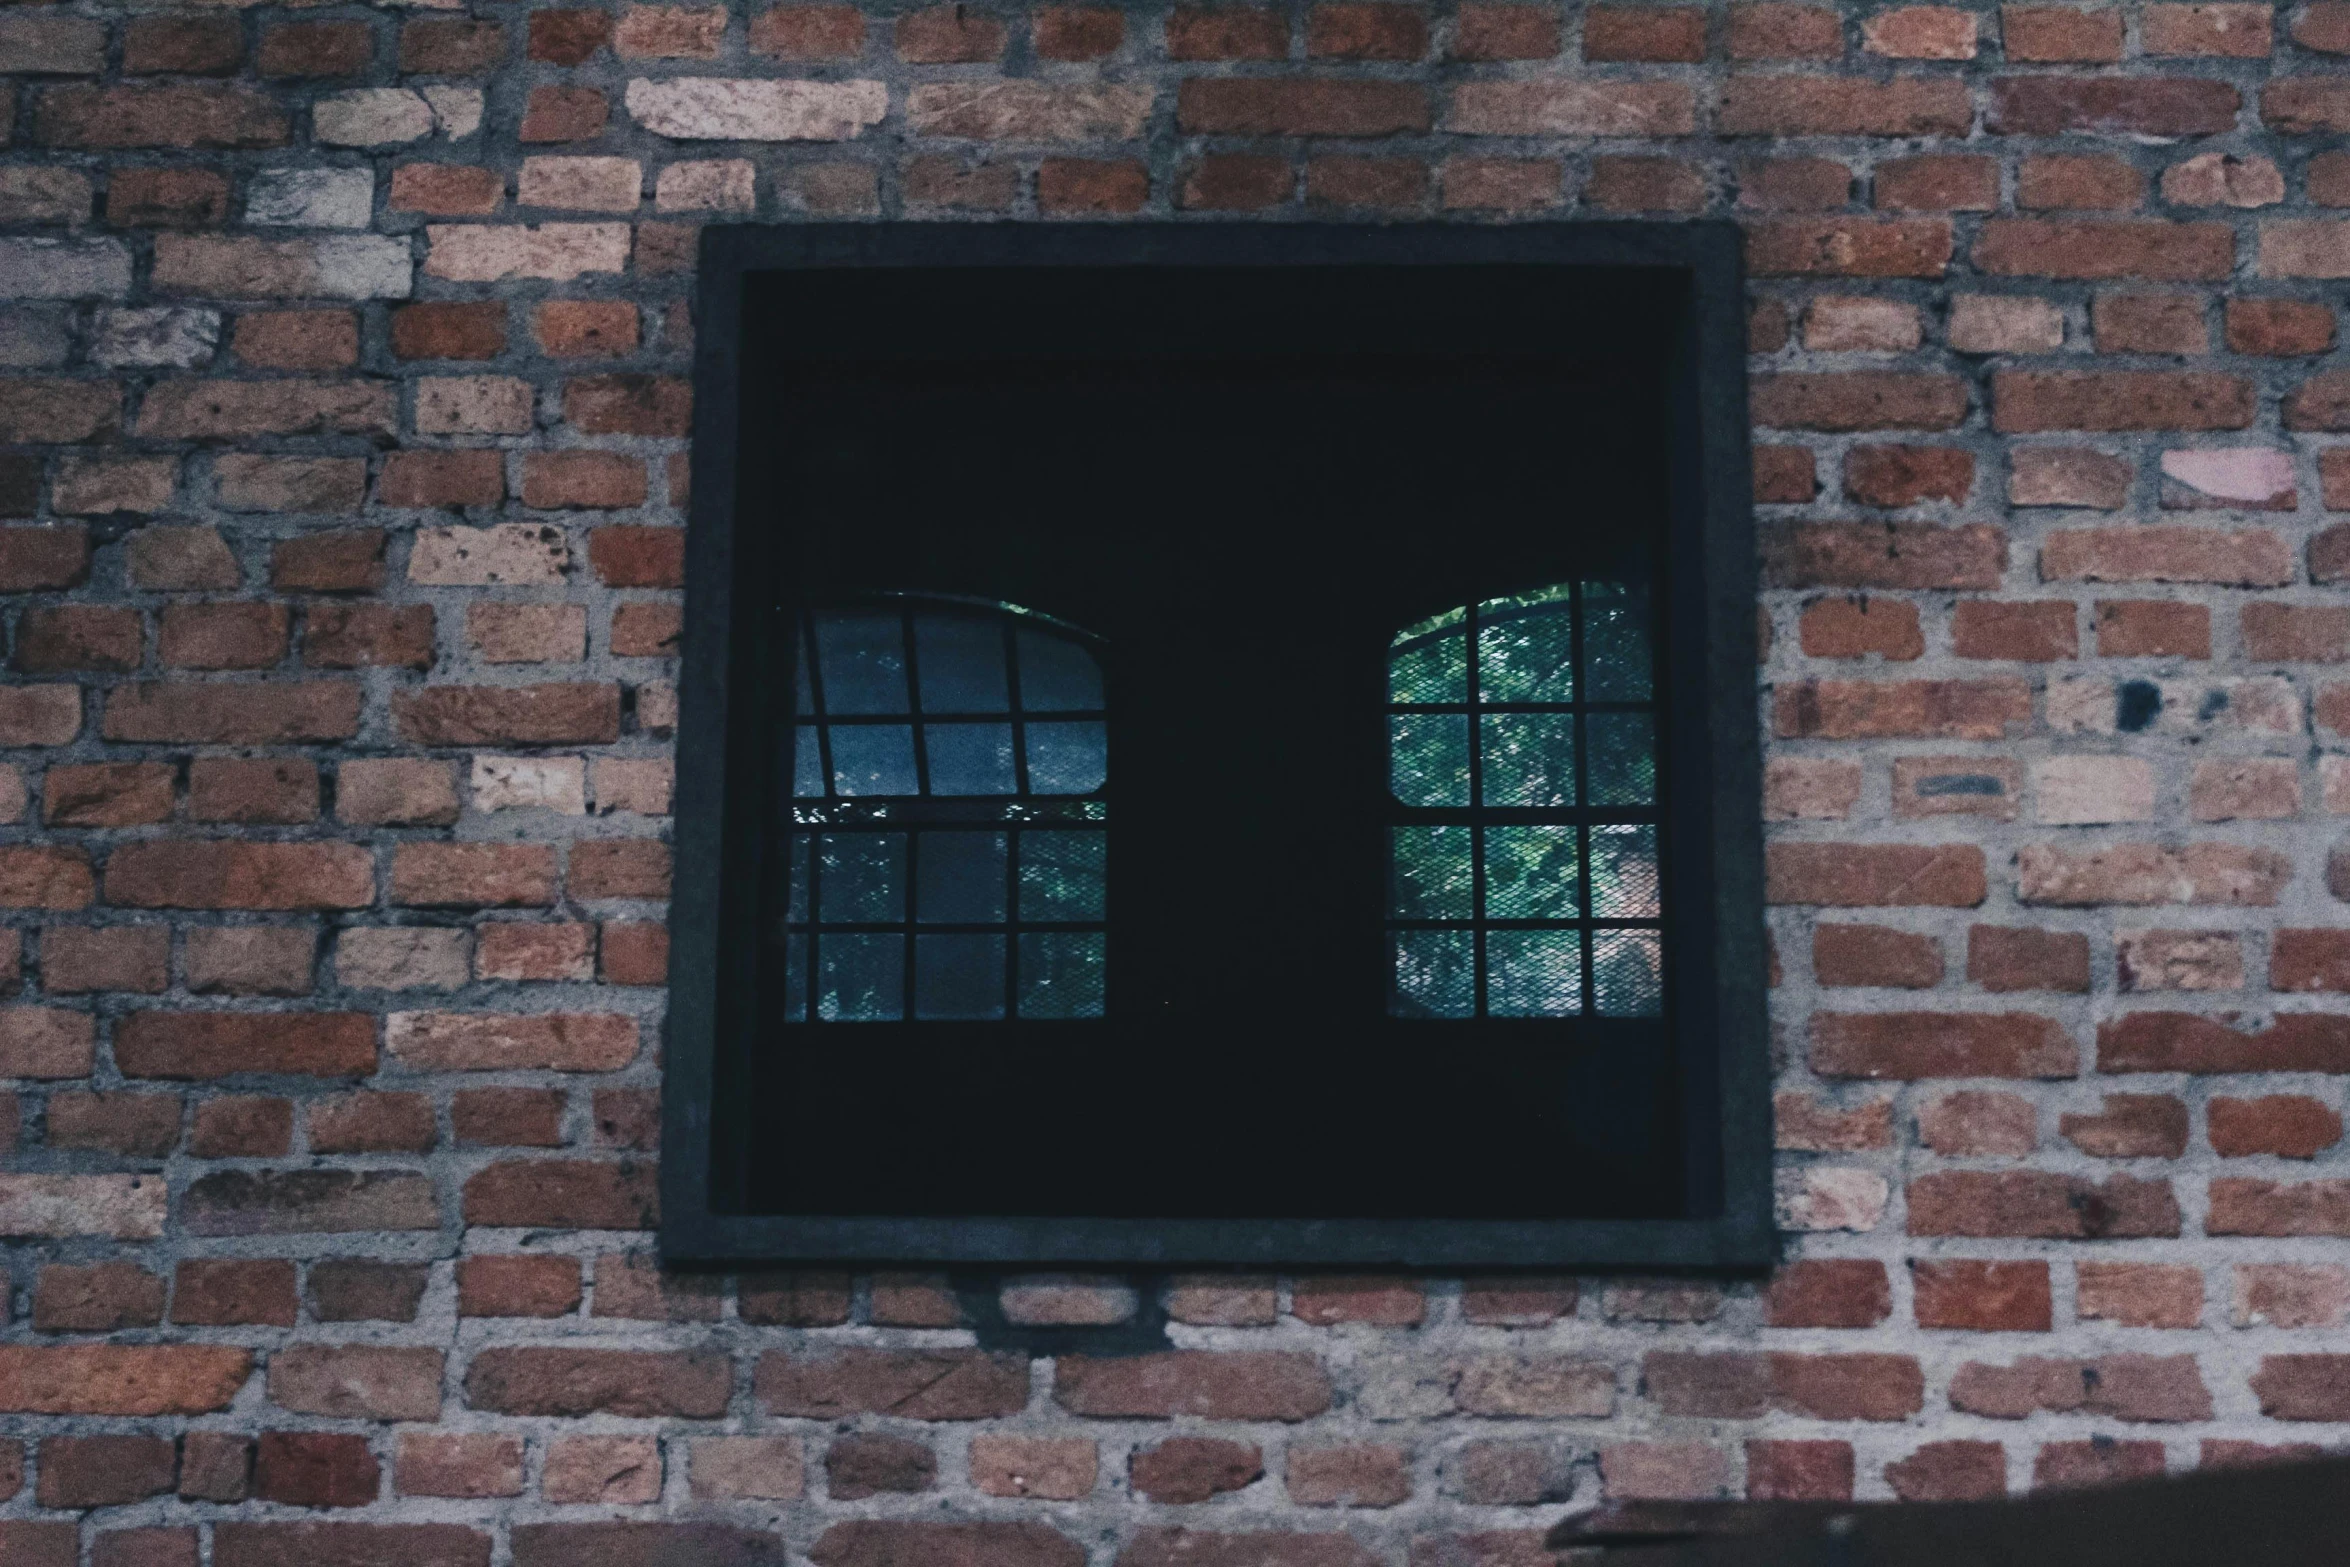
[784,599,1107,1022]
[1387,581,1662,1019]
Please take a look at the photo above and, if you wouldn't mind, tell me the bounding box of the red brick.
[1951,601,2076,661]
[2100,1011,2350,1074]
[2079,1262,2202,1328]
[530,7,612,60]
[1989,77,2239,136]
[1728,3,1842,57]
[2210,1096,2343,1159]
[1996,371,2254,432]
[1054,1352,1329,1420]
[1907,1172,2180,1238]
[389,164,501,215]
[378,449,504,509]
[1644,1352,1922,1421]
[2095,600,2210,657]
[305,605,435,670]
[107,841,372,910]
[458,1254,582,1317]
[309,1091,434,1154]
[396,1434,524,1500]
[394,683,621,746]
[1886,1440,2006,1501]
[125,16,245,72]
[274,530,385,593]
[1588,157,1703,214]
[1811,1011,2074,1079]
[1034,7,1122,58]
[1291,1277,1424,1326]
[524,452,645,510]
[1307,2,1424,58]
[32,1261,165,1332]
[47,1089,178,1152]
[1811,924,1939,987]
[17,607,139,673]
[2060,1094,2191,1158]
[519,85,607,141]
[1766,844,1985,906]
[172,1259,297,1327]
[1738,157,1852,211]
[116,1012,375,1079]
[255,1432,378,1508]
[895,5,1004,59]
[466,1346,726,1416]
[1978,220,2232,282]
[235,310,358,371]
[1913,1261,2052,1331]
[310,1260,428,1322]
[1773,679,2030,739]
[38,1435,177,1507]
[1452,3,1556,58]
[104,682,360,744]
[38,84,288,148]
[1582,5,1703,60]
[1166,6,1288,57]
[402,18,506,72]
[2094,293,2209,354]
[189,1097,291,1157]
[0,1344,251,1415]
[1844,445,1972,507]
[1763,1260,1890,1328]
[462,1158,657,1229]
[1718,77,1969,136]
[1763,522,2002,589]
[1130,1438,1259,1503]
[2033,1440,2166,1492]
[188,759,317,824]
[1751,372,1967,430]
[453,1087,567,1146]
[1179,79,1431,136]
[1874,156,1996,212]
[2017,154,2143,211]
[1745,1441,1852,1502]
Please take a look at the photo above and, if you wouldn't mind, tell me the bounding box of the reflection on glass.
[1594,930,1663,1017]
[816,932,902,1020]
[1488,929,1583,1017]
[1484,825,1578,919]
[1384,578,1660,1019]
[1479,713,1575,807]
[786,599,1110,1024]
[926,723,1017,795]
[1021,832,1106,922]
[1390,826,1473,919]
[1017,627,1103,711]
[813,610,908,714]
[1392,929,1474,1019]
[1028,721,1107,795]
[1391,713,1470,807]
[1019,932,1105,1018]
[916,832,1004,924]
[915,615,1009,711]
[1590,824,1659,919]
[1478,586,1575,703]
[915,933,1006,1019]
[830,726,918,796]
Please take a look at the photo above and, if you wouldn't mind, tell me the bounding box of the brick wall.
[4,0,2350,1558]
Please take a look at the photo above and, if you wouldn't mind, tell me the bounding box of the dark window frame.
[665,222,1771,1272]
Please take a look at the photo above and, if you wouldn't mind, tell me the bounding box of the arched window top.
[793,597,1106,800]
[1386,579,1662,1020]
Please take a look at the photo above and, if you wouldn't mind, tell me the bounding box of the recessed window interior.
[783,599,1107,1023]
[680,239,1765,1260]
[1387,581,1664,1020]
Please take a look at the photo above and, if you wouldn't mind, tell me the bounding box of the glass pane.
[1020,831,1105,922]
[1586,711,1657,806]
[794,652,813,716]
[1479,713,1575,808]
[1484,825,1579,919]
[1478,588,1575,703]
[1391,929,1473,1019]
[1594,930,1663,1016]
[812,610,908,714]
[914,933,1006,1019]
[815,932,902,1020]
[792,725,826,797]
[782,933,807,1020]
[914,614,1009,713]
[816,833,904,923]
[916,832,1005,924]
[1016,628,1102,712]
[1590,824,1660,919]
[1026,720,1106,794]
[1390,713,1469,806]
[1019,932,1105,1018]
[1389,629,1467,706]
[1488,929,1583,1017]
[1582,582,1652,702]
[786,833,811,921]
[926,723,1016,795]
[1390,826,1473,919]
[830,725,918,795]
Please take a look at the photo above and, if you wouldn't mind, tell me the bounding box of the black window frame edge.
[661,221,1773,1274]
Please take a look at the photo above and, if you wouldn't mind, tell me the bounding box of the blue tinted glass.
[1018,932,1105,1018]
[925,722,1016,795]
[1391,930,1473,1019]
[812,610,908,714]
[792,726,825,797]
[1586,712,1656,806]
[830,725,918,795]
[815,932,901,1020]
[1016,628,1102,712]
[1488,930,1582,1017]
[915,614,1009,713]
[916,832,1005,924]
[1026,721,1106,794]
[1582,583,1652,702]
[816,834,904,923]
[915,934,1005,1019]
[1390,713,1469,806]
[1020,832,1105,922]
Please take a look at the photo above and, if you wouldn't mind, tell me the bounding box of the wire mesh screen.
[1387,581,1663,1019]
[783,599,1108,1022]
